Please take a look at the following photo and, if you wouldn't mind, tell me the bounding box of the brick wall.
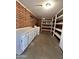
[16,1,38,28]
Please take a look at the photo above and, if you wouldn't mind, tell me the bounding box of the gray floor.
[16,32,63,59]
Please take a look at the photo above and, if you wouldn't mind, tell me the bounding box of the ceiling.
[18,0,63,19]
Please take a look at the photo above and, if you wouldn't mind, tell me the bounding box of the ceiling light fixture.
[43,1,55,9]
[46,3,51,7]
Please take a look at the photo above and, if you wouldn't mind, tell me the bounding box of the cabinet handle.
[21,40,22,43]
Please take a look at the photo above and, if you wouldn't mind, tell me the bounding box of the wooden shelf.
[41,19,53,32]
[53,8,63,40]
[55,28,62,32]
[41,26,51,28]
[56,22,63,25]
[41,23,51,25]
[57,14,63,19]
[42,29,51,31]
[57,8,63,15]
[53,32,61,39]
[42,20,51,21]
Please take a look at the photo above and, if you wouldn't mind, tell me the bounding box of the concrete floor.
[16,32,63,59]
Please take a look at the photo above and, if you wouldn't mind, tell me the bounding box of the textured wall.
[16,1,38,28]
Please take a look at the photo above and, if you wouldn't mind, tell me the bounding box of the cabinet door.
[28,31,33,44]
[16,32,24,55]
[36,27,40,35]
[16,33,21,54]
[20,33,29,51]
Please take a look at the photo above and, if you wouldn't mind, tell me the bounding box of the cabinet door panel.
[20,33,29,51]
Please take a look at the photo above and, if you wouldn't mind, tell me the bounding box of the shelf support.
[53,15,57,36]
[50,18,53,32]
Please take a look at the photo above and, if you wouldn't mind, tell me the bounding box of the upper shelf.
[55,28,62,32]
[57,14,63,19]
[41,23,51,25]
[41,26,51,28]
[57,8,63,15]
[56,22,63,25]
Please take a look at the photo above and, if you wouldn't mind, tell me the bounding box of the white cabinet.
[16,32,22,55]
[36,27,40,35]
[16,27,40,55]
[34,26,40,35]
